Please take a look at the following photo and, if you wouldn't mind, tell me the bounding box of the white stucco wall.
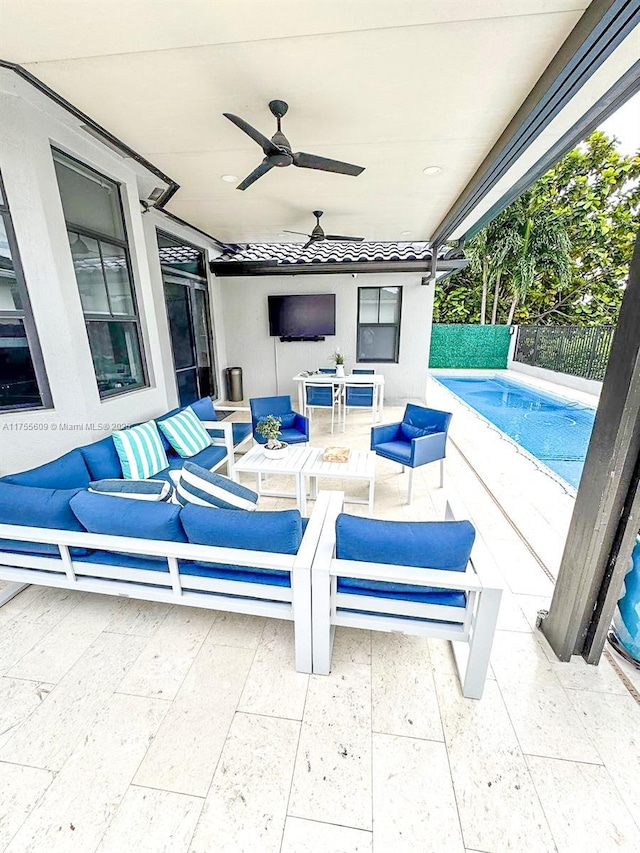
[0,73,224,474]
[219,272,434,403]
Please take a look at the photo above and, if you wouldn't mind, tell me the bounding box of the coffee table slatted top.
[233,444,315,475]
[302,448,376,479]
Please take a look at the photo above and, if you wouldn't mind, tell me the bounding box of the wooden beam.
[542,232,640,661]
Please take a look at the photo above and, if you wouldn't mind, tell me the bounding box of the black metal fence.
[514,325,615,381]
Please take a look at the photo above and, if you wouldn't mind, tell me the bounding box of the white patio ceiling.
[1,0,626,245]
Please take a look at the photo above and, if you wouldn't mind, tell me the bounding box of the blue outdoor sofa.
[0,396,325,672]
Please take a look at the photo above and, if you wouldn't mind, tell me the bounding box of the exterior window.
[53,150,147,398]
[0,173,51,411]
[158,231,217,406]
[357,286,402,363]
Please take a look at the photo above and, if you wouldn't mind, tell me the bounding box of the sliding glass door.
[159,231,217,406]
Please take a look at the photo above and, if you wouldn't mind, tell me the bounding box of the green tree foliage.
[433,131,640,325]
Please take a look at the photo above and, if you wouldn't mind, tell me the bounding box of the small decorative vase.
[263,442,289,460]
[335,364,345,377]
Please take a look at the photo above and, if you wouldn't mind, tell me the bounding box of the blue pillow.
[70,491,186,542]
[175,462,258,510]
[335,514,475,572]
[399,423,431,442]
[279,413,297,429]
[190,397,217,423]
[2,449,91,489]
[0,482,89,556]
[89,479,172,502]
[181,505,302,554]
[80,437,123,480]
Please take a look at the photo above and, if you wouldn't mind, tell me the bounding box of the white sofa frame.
[0,491,337,674]
[203,405,253,480]
[311,491,503,698]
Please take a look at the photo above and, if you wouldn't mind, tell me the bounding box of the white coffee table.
[232,444,315,512]
[301,448,376,515]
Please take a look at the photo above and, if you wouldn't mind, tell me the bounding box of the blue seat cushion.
[278,427,308,445]
[75,550,290,588]
[181,505,303,555]
[2,448,91,489]
[231,423,252,445]
[0,482,90,556]
[206,422,253,447]
[337,578,467,607]
[70,491,186,542]
[373,440,412,465]
[79,437,123,480]
[164,444,227,472]
[190,396,217,422]
[335,513,475,601]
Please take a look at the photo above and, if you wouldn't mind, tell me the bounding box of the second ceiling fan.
[284,210,364,249]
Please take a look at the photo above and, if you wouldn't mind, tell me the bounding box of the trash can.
[225,366,243,402]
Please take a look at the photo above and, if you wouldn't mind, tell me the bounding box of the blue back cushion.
[154,407,182,452]
[80,437,123,480]
[399,423,430,442]
[0,482,89,556]
[335,514,475,572]
[70,491,186,542]
[2,449,91,489]
[250,395,293,424]
[403,404,451,434]
[181,505,303,555]
[190,397,217,423]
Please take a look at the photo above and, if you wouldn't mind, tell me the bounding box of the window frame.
[356,285,403,364]
[0,171,52,412]
[52,148,148,400]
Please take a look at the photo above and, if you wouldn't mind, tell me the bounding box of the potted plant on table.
[256,414,289,459]
[331,347,345,377]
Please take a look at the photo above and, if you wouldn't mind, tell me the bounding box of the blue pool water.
[436,375,596,489]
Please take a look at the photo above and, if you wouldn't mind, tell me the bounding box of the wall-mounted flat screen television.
[268,293,336,337]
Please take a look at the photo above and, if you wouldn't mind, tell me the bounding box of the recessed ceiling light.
[401,231,412,236]
[220,174,237,183]
[423,166,442,176]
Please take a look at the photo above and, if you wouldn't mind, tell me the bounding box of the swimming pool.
[435,374,596,489]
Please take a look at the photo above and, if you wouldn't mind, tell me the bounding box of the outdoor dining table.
[292,372,385,422]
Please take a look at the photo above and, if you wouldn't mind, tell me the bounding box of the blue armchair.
[249,395,309,446]
[371,404,452,503]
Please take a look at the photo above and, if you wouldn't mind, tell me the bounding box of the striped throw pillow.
[157,406,212,458]
[112,421,169,480]
[88,479,172,502]
[175,461,258,511]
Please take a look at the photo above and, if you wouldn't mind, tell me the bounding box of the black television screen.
[268,293,336,337]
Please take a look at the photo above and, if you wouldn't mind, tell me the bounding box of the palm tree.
[503,194,571,324]
[469,192,571,324]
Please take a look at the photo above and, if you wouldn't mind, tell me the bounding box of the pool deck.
[1,398,639,853]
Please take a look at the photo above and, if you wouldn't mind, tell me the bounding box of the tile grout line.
[280,663,311,853]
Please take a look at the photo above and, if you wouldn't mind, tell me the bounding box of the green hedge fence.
[429,324,511,369]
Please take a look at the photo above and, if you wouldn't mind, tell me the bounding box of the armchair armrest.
[214,405,251,413]
[410,431,447,467]
[371,422,401,447]
[293,413,310,437]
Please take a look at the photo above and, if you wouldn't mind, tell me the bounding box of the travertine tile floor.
[1,402,639,853]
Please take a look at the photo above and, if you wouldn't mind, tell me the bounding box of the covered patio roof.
[1,1,637,248]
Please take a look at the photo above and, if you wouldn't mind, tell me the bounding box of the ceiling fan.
[223,100,365,191]
[284,210,364,249]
